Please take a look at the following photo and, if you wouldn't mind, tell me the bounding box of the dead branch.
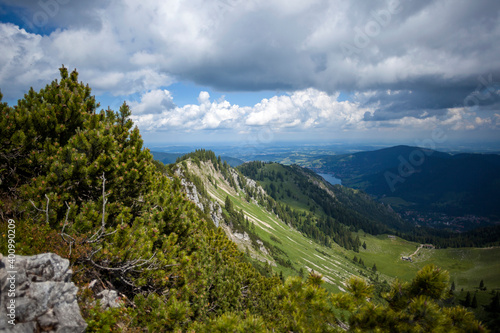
[60,201,76,256]
[88,249,163,273]
[53,171,173,292]
[30,194,50,224]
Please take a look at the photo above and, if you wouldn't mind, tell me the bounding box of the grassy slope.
[183,159,370,293]
[181,159,500,294]
[354,232,500,291]
[249,163,314,213]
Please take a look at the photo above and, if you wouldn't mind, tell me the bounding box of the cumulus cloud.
[130,90,245,131]
[0,23,55,98]
[245,89,366,130]
[128,89,176,115]
[0,22,173,98]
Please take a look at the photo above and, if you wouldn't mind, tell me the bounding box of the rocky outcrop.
[174,163,225,228]
[209,201,223,228]
[86,279,124,310]
[96,289,122,310]
[256,240,270,256]
[233,231,250,242]
[0,253,87,332]
[181,178,204,210]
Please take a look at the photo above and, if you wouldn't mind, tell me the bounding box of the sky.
[1,0,500,149]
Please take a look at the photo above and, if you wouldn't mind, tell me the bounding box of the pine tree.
[225,195,233,212]
[471,294,478,308]
[272,274,337,332]
[333,265,486,332]
[362,241,367,250]
[464,291,472,307]
[487,292,500,312]
[372,263,377,272]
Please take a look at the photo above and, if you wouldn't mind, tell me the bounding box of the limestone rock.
[209,201,223,228]
[256,240,270,256]
[96,289,122,310]
[181,178,203,210]
[0,253,87,332]
[233,231,250,242]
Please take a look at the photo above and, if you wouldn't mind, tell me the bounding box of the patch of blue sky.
[0,4,57,36]
[166,81,288,107]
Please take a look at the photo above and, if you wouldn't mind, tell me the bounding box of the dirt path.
[410,244,423,259]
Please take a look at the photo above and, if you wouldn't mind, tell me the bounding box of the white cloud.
[198,91,211,105]
[128,89,175,115]
[0,23,55,98]
[129,88,500,139]
[130,89,245,131]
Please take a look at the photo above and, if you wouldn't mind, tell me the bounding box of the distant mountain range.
[313,145,500,218]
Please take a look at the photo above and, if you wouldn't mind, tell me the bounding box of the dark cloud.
[361,72,500,121]
[157,0,500,119]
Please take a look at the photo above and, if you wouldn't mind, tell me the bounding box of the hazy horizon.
[145,140,500,158]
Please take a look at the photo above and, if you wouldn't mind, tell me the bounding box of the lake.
[317,173,342,186]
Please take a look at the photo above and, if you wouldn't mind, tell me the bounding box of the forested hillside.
[0,68,489,331]
[314,145,500,218]
[167,150,500,330]
[238,162,500,249]
[238,161,408,250]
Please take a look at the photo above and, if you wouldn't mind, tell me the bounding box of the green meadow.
[353,232,500,291]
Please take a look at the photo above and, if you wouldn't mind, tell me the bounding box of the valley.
[305,146,500,226]
[166,151,500,296]
[162,149,500,328]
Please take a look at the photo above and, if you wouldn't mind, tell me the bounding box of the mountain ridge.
[151,150,244,167]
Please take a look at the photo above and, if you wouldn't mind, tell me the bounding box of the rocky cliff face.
[173,158,277,265]
[0,253,87,332]
[174,164,224,228]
